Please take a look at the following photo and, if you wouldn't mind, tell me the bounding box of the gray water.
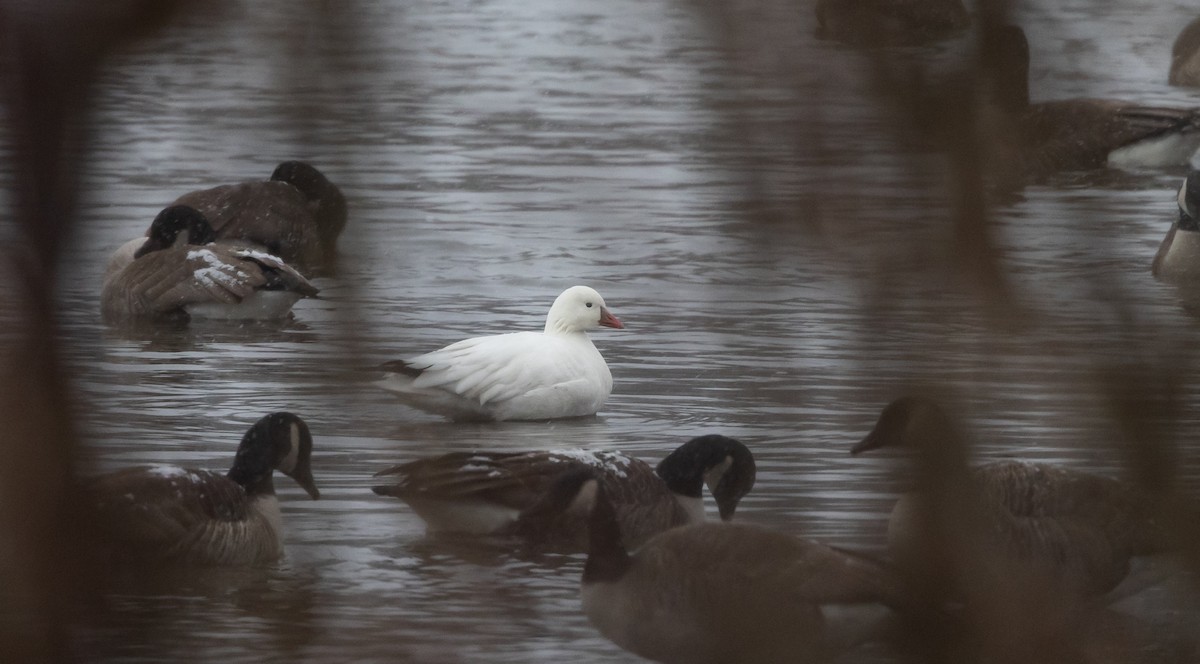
[35,0,1200,661]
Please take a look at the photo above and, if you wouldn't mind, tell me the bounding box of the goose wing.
[87,467,248,557]
[384,332,603,408]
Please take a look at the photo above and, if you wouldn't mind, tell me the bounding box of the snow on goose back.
[369,435,756,551]
[101,205,318,322]
[376,285,624,421]
[168,160,347,275]
[83,412,320,566]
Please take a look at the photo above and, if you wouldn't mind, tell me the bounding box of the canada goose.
[371,435,756,551]
[851,396,1164,597]
[982,25,1200,179]
[102,205,318,322]
[538,468,904,664]
[814,0,969,47]
[83,412,320,565]
[1152,169,1200,290]
[1170,17,1200,88]
[375,286,623,421]
[168,160,347,275]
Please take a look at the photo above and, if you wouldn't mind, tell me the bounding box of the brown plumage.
[1170,17,1200,88]
[981,26,1200,181]
[169,161,347,275]
[549,469,904,664]
[371,435,756,551]
[853,396,1166,597]
[814,0,969,47]
[102,205,318,321]
[83,412,320,566]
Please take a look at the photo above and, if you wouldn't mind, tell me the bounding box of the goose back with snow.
[103,205,318,322]
[169,161,347,275]
[375,285,623,421]
[371,435,756,551]
[543,468,902,664]
[84,412,320,565]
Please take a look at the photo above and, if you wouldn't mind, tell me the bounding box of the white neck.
[673,493,707,524]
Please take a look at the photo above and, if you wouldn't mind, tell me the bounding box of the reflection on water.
[32,0,1200,661]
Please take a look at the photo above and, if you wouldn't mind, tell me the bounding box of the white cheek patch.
[278,422,301,474]
[569,479,599,514]
[703,455,733,493]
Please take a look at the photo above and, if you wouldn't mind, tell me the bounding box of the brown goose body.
[103,206,318,322]
[548,470,902,664]
[854,397,1165,597]
[371,435,756,552]
[814,0,969,47]
[83,412,320,566]
[89,467,289,565]
[168,161,346,275]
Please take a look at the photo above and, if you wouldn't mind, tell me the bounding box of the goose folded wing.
[406,333,595,407]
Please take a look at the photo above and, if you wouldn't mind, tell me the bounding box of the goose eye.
[585,302,593,308]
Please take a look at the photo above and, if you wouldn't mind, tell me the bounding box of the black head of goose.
[981,25,1200,180]
[540,467,904,664]
[84,412,320,566]
[102,205,318,322]
[169,160,347,275]
[1170,16,1200,88]
[813,0,970,47]
[370,435,756,551]
[1152,169,1200,287]
[852,396,1163,597]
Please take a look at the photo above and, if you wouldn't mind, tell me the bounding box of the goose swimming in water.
[375,285,624,421]
[102,205,318,322]
[83,412,320,566]
[371,435,756,551]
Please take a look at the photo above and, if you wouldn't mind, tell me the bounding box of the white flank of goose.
[375,285,624,421]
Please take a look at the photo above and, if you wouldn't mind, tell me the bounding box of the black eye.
[585,302,593,308]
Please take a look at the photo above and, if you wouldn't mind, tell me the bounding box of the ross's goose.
[545,468,905,664]
[371,435,756,551]
[852,396,1167,597]
[102,205,319,322]
[167,160,347,275]
[375,285,624,421]
[83,412,320,565]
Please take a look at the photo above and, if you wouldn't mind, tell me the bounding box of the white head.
[544,286,624,334]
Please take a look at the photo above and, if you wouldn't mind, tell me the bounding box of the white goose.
[83,412,320,566]
[102,205,319,322]
[375,285,624,421]
[371,435,756,551]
